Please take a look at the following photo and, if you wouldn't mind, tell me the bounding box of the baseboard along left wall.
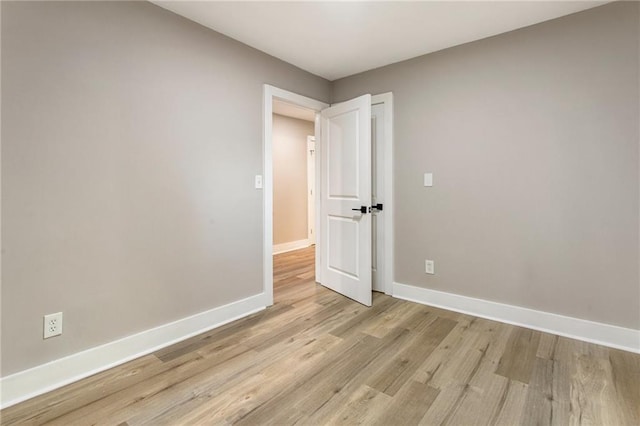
[0,293,267,409]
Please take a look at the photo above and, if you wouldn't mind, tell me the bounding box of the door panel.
[328,111,360,198]
[319,94,372,306]
[327,216,359,277]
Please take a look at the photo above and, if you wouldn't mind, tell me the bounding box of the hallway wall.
[272,114,314,246]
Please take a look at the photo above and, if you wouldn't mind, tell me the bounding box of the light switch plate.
[255,175,263,189]
[424,173,433,187]
[425,260,435,274]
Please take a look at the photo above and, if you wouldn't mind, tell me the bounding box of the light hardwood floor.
[2,246,639,425]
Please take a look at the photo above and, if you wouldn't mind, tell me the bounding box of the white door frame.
[263,85,328,306]
[371,93,394,295]
[262,85,394,305]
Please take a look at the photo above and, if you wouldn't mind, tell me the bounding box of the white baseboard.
[393,282,640,354]
[0,293,266,409]
[273,239,311,255]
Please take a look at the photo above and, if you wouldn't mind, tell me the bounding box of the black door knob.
[351,206,368,214]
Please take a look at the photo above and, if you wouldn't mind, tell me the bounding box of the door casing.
[262,85,394,305]
[370,93,394,296]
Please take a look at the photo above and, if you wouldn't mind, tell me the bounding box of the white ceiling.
[273,99,316,122]
[154,1,609,81]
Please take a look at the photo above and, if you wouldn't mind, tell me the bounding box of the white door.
[307,137,316,244]
[319,94,372,306]
[371,103,385,292]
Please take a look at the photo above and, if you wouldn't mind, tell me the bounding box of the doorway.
[271,100,318,306]
[271,102,316,255]
[262,85,393,307]
[262,86,328,306]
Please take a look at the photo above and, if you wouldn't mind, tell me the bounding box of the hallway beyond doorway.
[273,246,316,305]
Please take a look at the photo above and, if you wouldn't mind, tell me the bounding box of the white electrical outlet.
[425,260,435,274]
[44,312,63,339]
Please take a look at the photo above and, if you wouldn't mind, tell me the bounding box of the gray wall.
[333,2,640,329]
[1,1,330,376]
[2,0,638,380]
[272,114,313,246]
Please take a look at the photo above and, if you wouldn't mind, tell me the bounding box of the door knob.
[351,206,368,214]
[371,203,383,211]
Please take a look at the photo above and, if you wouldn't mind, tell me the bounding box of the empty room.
[1,1,639,425]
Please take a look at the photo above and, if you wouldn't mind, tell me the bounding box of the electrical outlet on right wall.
[425,259,435,274]
[44,312,63,339]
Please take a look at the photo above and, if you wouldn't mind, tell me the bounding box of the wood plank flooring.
[2,246,639,425]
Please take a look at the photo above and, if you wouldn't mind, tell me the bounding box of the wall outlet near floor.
[44,312,63,339]
[425,260,435,274]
